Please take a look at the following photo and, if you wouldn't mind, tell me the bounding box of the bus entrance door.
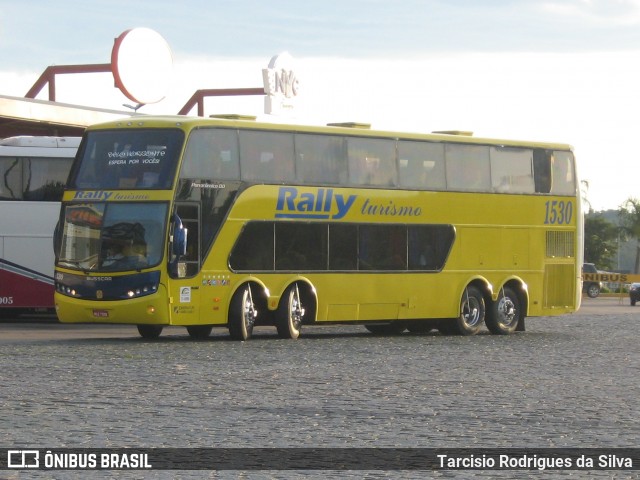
[169,282,201,325]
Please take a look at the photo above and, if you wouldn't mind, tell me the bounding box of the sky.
[2,0,640,211]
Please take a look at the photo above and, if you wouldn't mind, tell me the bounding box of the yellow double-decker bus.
[53,115,582,339]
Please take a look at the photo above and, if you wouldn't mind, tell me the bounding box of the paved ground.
[0,296,638,479]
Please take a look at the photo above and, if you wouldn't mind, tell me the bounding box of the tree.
[584,212,619,270]
[618,198,640,273]
[580,179,591,214]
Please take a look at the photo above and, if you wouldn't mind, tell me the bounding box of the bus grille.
[544,264,575,308]
[546,231,575,258]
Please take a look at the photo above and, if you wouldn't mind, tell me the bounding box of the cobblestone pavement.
[0,296,638,479]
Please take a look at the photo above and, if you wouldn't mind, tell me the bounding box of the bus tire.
[486,287,520,335]
[437,321,457,335]
[276,283,304,339]
[365,323,407,335]
[455,286,485,335]
[228,284,257,341]
[137,324,163,339]
[187,325,213,339]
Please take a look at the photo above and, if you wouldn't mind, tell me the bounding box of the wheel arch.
[228,276,270,325]
[459,276,494,312]
[492,276,529,318]
[273,277,318,324]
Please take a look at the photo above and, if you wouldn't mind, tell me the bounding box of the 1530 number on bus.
[544,200,573,225]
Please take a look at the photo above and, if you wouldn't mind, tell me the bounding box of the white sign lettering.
[262,52,301,115]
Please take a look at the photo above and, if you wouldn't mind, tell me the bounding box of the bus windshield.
[70,129,184,190]
[57,202,167,272]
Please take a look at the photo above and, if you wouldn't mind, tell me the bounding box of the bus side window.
[329,224,357,270]
[294,134,347,185]
[275,223,327,270]
[445,144,491,192]
[0,157,21,199]
[239,131,295,183]
[533,149,552,194]
[180,128,240,180]
[550,150,576,195]
[490,147,535,194]
[23,157,72,201]
[347,138,397,186]
[229,222,275,271]
[359,225,407,270]
[398,141,446,190]
[408,225,455,271]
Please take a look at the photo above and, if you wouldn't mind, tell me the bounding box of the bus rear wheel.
[486,287,520,335]
[137,324,163,339]
[276,283,304,339]
[228,284,257,341]
[454,286,485,335]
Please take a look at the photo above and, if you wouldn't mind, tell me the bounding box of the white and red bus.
[0,136,80,317]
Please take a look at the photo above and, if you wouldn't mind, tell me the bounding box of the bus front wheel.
[454,286,485,335]
[187,325,213,339]
[276,283,304,339]
[486,287,520,335]
[137,324,163,339]
[228,284,257,341]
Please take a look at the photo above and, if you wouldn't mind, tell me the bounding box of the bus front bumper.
[54,285,169,325]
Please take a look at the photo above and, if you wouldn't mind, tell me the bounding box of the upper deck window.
[71,129,184,190]
[180,128,240,180]
[490,146,535,194]
[239,130,295,182]
[295,134,347,185]
[445,144,491,192]
[347,137,397,186]
[398,141,446,190]
[550,150,576,195]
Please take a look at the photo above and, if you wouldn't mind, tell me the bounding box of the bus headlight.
[56,282,81,298]
[126,284,158,299]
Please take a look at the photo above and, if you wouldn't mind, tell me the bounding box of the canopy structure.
[0,94,135,138]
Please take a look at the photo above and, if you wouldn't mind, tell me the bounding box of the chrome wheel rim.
[497,296,517,328]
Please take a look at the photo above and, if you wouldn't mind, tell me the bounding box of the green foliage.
[584,212,619,270]
[618,198,640,273]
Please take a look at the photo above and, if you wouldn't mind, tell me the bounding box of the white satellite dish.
[111,28,173,105]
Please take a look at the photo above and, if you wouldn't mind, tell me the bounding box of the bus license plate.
[93,310,109,318]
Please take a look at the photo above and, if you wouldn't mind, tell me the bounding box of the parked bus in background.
[53,116,582,339]
[0,136,80,318]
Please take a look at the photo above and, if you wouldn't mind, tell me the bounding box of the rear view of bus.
[54,116,582,339]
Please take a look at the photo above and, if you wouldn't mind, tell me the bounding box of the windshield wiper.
[57,260,92,274]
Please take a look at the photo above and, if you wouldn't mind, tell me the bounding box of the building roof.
[0,94,136,138]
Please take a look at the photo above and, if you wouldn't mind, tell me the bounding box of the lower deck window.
[229,221,455,272]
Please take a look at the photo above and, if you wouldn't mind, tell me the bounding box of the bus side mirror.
[172,215,188,257]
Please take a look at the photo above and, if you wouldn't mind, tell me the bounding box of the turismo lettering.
[361,198,422,217]
[276,187,355,220]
